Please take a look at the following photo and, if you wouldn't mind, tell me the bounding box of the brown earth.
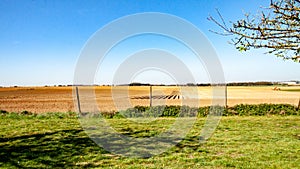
[0,86,299,113]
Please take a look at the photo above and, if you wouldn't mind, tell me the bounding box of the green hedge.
[231,103,298,116]
[0,110,77,119]
[1,104,299,118]
[110,104,299,118]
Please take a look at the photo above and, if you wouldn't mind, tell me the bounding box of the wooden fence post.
[75,86,82,113]
[225,83,228,108]
[150,85,153,108]
[297,98,300,111]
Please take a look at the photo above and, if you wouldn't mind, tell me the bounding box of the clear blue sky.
[0,0,299,86]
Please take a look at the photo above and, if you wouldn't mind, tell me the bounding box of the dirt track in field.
[0,86,299,113]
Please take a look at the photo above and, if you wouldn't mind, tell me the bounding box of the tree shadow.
[0,129,110,168]
[0,127,209,167]
[174,135,210,153]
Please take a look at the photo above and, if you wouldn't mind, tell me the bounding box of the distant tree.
[186,83,197,86]
[129,82,150,86]
[208,0,300,62]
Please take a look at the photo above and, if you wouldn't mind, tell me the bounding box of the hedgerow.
[106,103,299,118]
[1,104,298,118]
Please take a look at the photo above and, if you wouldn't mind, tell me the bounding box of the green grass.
[0,113,299,168]
[280,88,300,92]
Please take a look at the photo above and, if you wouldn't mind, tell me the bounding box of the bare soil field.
[0,86,299,113]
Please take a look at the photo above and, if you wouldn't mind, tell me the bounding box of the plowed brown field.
[0,86,299,113]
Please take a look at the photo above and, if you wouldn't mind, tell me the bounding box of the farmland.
[0,86,299,113]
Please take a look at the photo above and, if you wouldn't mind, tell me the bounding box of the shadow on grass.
[0,129,110,168]
[0,128,206,168]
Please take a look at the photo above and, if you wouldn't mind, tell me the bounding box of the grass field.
[0,113,299,168]
[0,86,299,113]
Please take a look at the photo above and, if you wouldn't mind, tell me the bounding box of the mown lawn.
[0,113,299,168]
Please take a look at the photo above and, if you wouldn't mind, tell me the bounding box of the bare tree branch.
[209,0,300,62]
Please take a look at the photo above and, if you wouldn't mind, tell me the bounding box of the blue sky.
[0,0,299,86]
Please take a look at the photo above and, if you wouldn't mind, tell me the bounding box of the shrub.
[21,110,33,115]
[0,110,8,114]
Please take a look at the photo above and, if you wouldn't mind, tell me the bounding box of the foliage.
[0,111,77,119]
[98,104,299,118]
[1,104,298,119]
[228,103,299,116]
[208,0,300,62]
